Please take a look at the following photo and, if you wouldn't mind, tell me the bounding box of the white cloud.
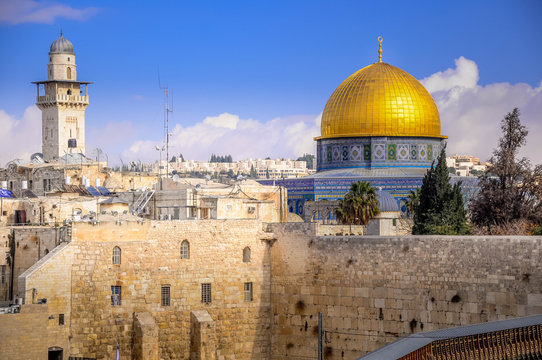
[5,58,541,168]
[0,0,99,25]
[422,56,479,93]
[203,113,240,129]
[421,58,542,163]
[121,57,542,166]
[122,113,320,163]
[0,106,41,166]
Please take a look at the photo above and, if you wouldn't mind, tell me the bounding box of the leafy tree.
[412,146,470,235]
[470,108,542,233]
[297,153,315,169]
[335,181,380,225]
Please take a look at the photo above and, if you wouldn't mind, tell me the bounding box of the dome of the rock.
[318,62,444,140]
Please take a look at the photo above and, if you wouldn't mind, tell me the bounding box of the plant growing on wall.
[335,181,380,225]
[412,146,470,235]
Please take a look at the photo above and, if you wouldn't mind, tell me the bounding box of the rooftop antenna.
[158,68,173,179]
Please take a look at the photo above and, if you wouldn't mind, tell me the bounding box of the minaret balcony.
[36,94,89,105]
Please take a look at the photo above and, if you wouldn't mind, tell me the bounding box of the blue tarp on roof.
[0,189,13,198]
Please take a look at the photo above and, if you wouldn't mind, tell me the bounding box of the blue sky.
[1,0,541,165]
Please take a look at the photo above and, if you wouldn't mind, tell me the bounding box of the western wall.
[2,220,541,359]
[270,223,542,359]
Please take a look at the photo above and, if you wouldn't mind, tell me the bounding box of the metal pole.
[159,148,162,190]
[165,89,169,179]
[318,312,323,360]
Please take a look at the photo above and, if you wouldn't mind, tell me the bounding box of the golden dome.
[318,61,446,139]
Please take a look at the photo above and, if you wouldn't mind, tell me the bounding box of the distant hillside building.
[33,32,91,161]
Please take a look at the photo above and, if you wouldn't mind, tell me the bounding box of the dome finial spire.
[378,36,383,63]
[60,28,63,37]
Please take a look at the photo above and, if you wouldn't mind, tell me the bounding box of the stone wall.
[133,312,159,360]
[269,223,542,359]
[0,227,11,300]
[13,220,542,359]
[11,227,60,300]
[22,219,273,359]
[0,196,98,225]
[0,304,50,359]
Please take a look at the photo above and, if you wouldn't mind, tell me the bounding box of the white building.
[446,154,488,176]
[168,158,314,179]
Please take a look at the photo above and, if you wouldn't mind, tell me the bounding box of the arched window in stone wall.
[243,247,251,263]
[112,246,121,265]
[67,67,72,79]
[180,240,190,259]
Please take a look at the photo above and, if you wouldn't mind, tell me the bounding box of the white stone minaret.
[34,32,91,162]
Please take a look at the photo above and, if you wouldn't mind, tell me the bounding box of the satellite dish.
[172,174,179,182]
[237,175,244,181]
[155,145,160,151]
[172,170,178,175]
[205,175,211,181]
[195,184,202,190]
[31,153,44,161]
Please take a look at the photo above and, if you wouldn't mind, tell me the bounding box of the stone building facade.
[1,221,541,359]
[15,220,274,359]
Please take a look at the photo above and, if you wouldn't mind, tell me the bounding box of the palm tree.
[335,181,380,225]
[406,188,421,217]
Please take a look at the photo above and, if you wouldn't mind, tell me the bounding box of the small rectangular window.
[202,283,211,303]
[59,313,64,325]
[161,286,170,306]
[111,286,121,306]
[244,282,253,302]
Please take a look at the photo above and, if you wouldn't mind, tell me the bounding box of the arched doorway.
[48,346,63,360]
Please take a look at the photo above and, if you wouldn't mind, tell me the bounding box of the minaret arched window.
[180,240,190,259]
[67,67,72,79]
[243,247,251,263]
[112,246,121,265]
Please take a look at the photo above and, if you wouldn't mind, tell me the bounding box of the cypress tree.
[250,164,257,178]
[413,146,470,235]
